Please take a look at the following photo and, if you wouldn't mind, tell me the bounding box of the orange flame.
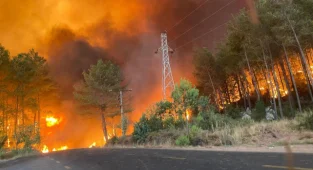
[186,110,191,121]
[46,116,61,127]
[89,142,96,148]
[42,145,68,153]
[42,145,49,153]
[55,146,68,151]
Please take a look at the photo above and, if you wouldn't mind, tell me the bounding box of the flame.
[186,110,191,121]
[46,116,61,127]
[42,145,68,153]
[56,146,68,151]
[42,145,49,153]
[7,138,10,148]
[89,142,96,148]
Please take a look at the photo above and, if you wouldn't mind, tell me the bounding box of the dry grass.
[110,119,313,148]
[213,120,313,146]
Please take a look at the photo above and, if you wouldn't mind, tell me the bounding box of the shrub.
[174,115,185,129]
[132,114,150,143]
[163,117,175,129]
[197,110,233,131]
[224,104,242,119]
[147,114,163,132]
[175,135,190,146]
[296,110,313,130]
[107,136,119,145]
[253,100,266,121]
[190,125,201,138]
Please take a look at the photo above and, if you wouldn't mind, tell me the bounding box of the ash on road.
[1,148,313,170]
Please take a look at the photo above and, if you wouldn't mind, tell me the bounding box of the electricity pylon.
[156,31,175,100]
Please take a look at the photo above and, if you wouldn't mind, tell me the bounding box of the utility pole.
[119,89,132,136]
[156,31,175,100]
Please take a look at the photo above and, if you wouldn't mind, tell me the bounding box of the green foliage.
[196,110,233,131]
[172,79,199,113]
[174,115,185,129]
[197,96,211,112]
[163,117,175,129]
[224,104,242,119]
[132,114,150,143]
[74,59,128,140]
[175,135,190,146]
[155,101,173,117]
[296,110,313,130]
[74,60,123,110]
[190,125,201,138]
[147,114,163,132]
[253,100,266,121]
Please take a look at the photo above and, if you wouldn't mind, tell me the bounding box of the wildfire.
[89,142,96,148]
[7,138,10,148]
[46,116,61,127]
[42,145,49,153]
[55,146,68,151]
[186,110,191,121]
[41,145,68,153]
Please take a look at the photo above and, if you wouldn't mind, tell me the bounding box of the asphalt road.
[1,148,313,170]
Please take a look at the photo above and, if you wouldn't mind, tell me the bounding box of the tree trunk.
[235,74,243,105]
[279,59,294,112]
[22,95,24,127]
[185,109,190,138]
[267,45,284,119]
[261,44,278,119]
[101,111,108,142]
[207,70,218,107]
[2,97,5,132]
[244,46,261,101]
[218,89,225,110]
[252,68,261,93]
[239,76,247,108]
[33,110,37,128]
[241,71,252,109]
[5,99,8,136]
[225,81,231,103]
[14,96,18,136]
[287,16,313,100]
[283,45,302,112]
[37,95,41,132]
[272,65,284,119]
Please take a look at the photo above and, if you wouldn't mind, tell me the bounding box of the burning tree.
[73,59,126,142]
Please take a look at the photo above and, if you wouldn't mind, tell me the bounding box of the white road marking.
[56,161,61,164]
[64,166,71,169]
[162,156,186,160]
[263,165,313,170]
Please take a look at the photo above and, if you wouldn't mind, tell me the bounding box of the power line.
[169,0,236,45]
[174,22,228,51]
[167,0,212,33]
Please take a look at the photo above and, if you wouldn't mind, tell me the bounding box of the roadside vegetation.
[107,79,313,147]
[108,0,313,148]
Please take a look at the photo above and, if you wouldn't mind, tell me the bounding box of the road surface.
[1,148,313,170]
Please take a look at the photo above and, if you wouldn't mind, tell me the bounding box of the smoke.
[0,0,247,147]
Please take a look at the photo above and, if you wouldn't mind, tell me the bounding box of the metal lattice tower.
[159,32,175,100]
